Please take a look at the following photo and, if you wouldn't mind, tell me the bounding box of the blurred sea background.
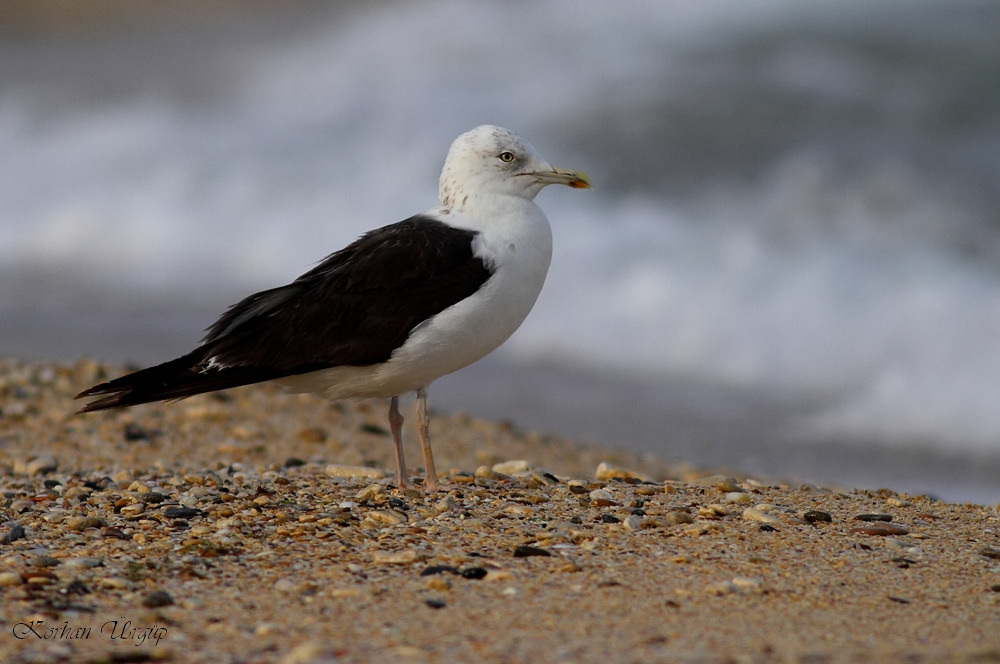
[3,0,999,503]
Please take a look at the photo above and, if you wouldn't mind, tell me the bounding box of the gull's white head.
[439,125,590,211]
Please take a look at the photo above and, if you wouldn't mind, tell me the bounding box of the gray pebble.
[142,590,174,607]
[622,515,644,531]
[3,524,27,543]
[589,489,616,505]
[10,500,33,514]
[661,511,695,525]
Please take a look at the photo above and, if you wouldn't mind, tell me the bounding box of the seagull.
[76,125,590,490]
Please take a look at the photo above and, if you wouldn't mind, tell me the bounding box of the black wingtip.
[74,353,286,415]
[73,353,204,414]
[74,389,126,414]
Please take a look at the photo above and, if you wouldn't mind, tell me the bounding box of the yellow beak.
[531,167,593,189]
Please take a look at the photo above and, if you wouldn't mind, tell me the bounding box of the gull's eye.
[498,151,516,163]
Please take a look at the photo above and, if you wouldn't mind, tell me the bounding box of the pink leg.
[387,396,409,489]
[415,387,439,491]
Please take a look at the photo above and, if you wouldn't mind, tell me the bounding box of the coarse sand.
[2,360,999,663]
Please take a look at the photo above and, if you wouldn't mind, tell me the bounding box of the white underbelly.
[276,260,547,400]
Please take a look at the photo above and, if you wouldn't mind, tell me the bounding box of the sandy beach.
[1,360,999,663]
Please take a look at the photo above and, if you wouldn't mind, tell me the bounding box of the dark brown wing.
[76,215,494,412]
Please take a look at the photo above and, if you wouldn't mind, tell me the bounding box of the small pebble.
[120,503,147,516]
[885,538,921,551]
[68,516,107,531]
[142,590,174,607]
[436,495,460,513]
[63,486,92,501]
[112,469,134,484]
[10,500,33,514]
[123,423,156,442]
[531,472,560,486]
[513,545,551,558]
[721,492,752,505]
[64,557,103,569]
[589,489,618,506]
[163,507,204,519]
[700,504,729,517]
[371,549,420,564]
[661,511,695,525]
[594,462,646,482]
[492,460,532,475]
[254,622,279,637]
[324,464,388,480]
[705,580,738,596]
[850,522,910,536]
[26,456,58,475]
[504,503,535,517]
[425,577,451,592]
[367,509,407,526]
[804,510,833,523]
[0,571,23,587]
[2,524,27,543]
[421,565,459,576]
[855,513,893,522]
[281,641,333,664]
[742,507,780,525]
[622,515,644,531]
[355,484,385,502]
[705,576,763,595]
[692,475,742,493]
[461,567,488,579]
[731,576,764,592]
[273,578,296,592]
[25,573,57,585]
